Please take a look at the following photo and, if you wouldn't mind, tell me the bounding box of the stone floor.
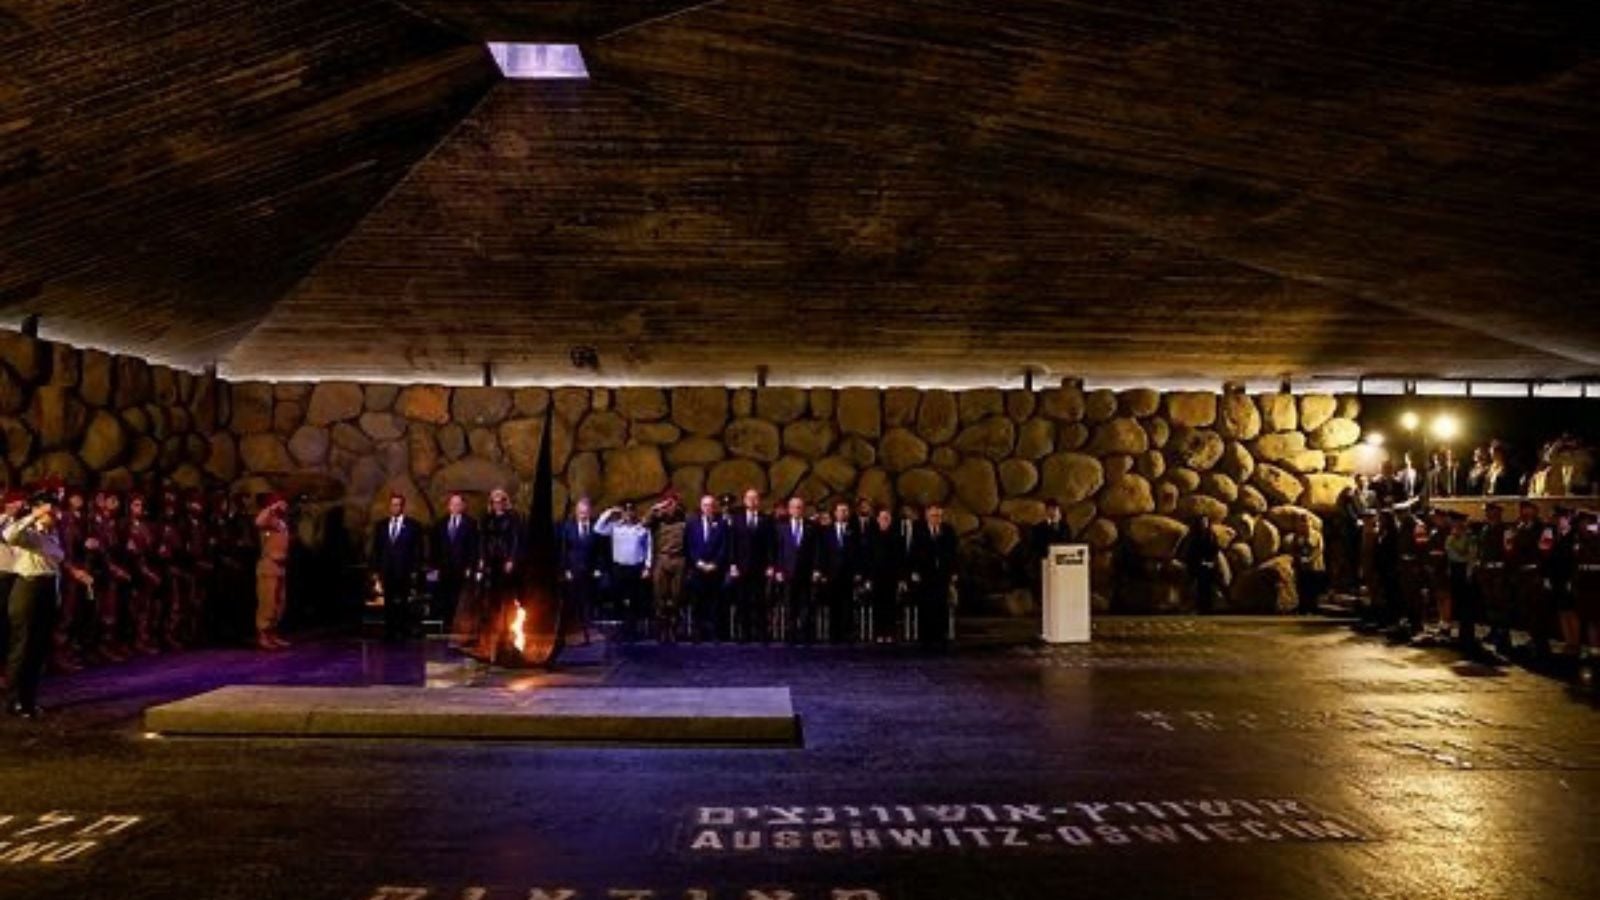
[2,618,1597,900]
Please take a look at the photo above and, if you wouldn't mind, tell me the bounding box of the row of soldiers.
[1358,500,1600,665]
[0,482,266,678]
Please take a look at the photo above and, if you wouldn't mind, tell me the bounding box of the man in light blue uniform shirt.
[596,502,652,640]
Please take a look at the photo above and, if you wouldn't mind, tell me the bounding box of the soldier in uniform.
[176,491,215,649]
[1574,512,1600,666]
[123,494,163,655]
[155,491,188,650]
[1475,503,1513,657]
[1507,500,1548,662]
[1541,506,1579,660]
[255,493,292,650]
[646,492,687,643]
[85,491,130,661]
[49,488,89,672]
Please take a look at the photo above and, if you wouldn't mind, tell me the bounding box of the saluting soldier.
[177,491,215,648]
[155,491,188,650]
[86,491,131,661]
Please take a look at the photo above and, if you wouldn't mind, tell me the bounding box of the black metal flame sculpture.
[498,406,565,668]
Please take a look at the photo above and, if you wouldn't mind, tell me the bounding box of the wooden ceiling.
[6,1,1597,382]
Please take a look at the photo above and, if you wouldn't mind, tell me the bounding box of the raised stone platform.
[144,685,798,745]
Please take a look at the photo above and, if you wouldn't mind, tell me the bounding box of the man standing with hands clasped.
[4,492,94,719]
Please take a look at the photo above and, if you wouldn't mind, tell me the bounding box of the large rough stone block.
[615,388,668,422]
[205,433,237,481]
[512,387,550,417]
[0,332,47,382]
[79,411,127,470]
[1098,474,1155,517]
[1308,417,1361,451]
[1201,471,1239,503]
[916,390,958,444]
[855,468,893,509]
[1084,389,1117,422]
[1231,555,1298,612]
[576,410,628,451]
[1176,494,1229,524]
[396,386,451,424]
[601,441,672,499]
[1039,452,1104,504]
[434,458,517,499]
[79,349,114,408]
[813,455,858,492]
[883,388,920,427]
[1255,392,1297,432]
[451,388,512,427]
[1167,466,1202,494]
[239,434,294,473]
[1057,421,1089,451]
[228,379,272,432]
[958,389,1004,423]
[305,383,364,426]
[726,418,781,462]
[1084,518,1118,549]
[838,434,877,468]
[671,466,706,503]
[22,450,86,486]
[1250,517,1281,560]
[435,423,466,462]
[1127,515,1189,558]
[998,498,1047,526]
[1015,418,1054,460]
[49,343,79,388]
[769,456,809,499]
[998,458,1038,497]
[289,426,330,467]
[1251,463,1304,505]
[666,436,725,467]
[1137,450,1166,480]
[565,453,603,502]
[783,419,837,460]
[836,388,881,438]
[1155,481,1180,514]
[498,418,544,477]
[1005,390,1036,422]
[1087,417,1148,455]
[272,400,304,435]
[1298,394,1338,432]
[1217,391,1262,440]
[809,388,834,420]
[1118,388,1161,418]
[755,388,807,423]
[633,422,681,445]
[127,435,158,473]
[552,388,592,423]
[1,417,34,469]
[707,458,767,497]
[0,365,28,417]
[951,457,1000,514]
[151,367,180,405]
[880,428,929,472]
[1039,386,1085,422]
[468,427,502,461]
[365,383,400,412]
[112,356,151,409]
[1251,431,1307,463]
[28,386,88,450]
[953,417,1015,460]
[1143,417,1171,450]
[1164,392,1217,428]
[1169,427,1225,471]
[896,467,950,507]
[358,412,405,442]
[672,387,728,435]
[1219,441,1256,482]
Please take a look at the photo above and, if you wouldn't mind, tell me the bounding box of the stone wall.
[1,330,1370,613]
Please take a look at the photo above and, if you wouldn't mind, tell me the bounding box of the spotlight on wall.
[1364,431,1386,447]
[1399,410,1421,432]
[1429,413,1460,442]
[568,346,599,371]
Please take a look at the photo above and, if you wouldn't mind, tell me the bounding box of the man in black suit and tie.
[1029,498,1072,601]
[684,494,728,642]
[909,503,960,647]
[817,499,859,642]
[559,498,607,645]
[727,488,774,642]
[430,492,479,637]
[772,496,818,642]
[371,494,425,642]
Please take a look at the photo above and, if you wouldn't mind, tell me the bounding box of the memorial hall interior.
[0,3,1596,900]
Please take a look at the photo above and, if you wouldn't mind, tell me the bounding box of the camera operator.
[4,492,94,719]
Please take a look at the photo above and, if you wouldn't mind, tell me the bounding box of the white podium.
[1042,543,1091,643]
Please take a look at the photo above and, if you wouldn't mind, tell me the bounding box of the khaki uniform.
[255,514,290,634]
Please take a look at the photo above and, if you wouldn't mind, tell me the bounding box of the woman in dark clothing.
[464,487,523,659]
[864,508,903,643]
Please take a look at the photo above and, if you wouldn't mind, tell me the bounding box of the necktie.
[748,513,754,528]
[837,523,844,545]
[391,518,399,541]
[581,521,587,539]
[793,521,800,545]
[450,516,458,539]
[703,520,709,542]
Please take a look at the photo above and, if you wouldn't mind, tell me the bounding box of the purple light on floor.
[487,43,589,80]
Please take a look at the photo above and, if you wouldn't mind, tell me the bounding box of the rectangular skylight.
[487,43,589,80]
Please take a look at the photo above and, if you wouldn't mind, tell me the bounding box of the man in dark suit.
[1029,498,1072,601]
[909,503,960,647]
[430,492,479,636]
[816,499,859,642]
[684,494,728,642]
[726,488,774,642]
[371,494,425,641]
[558,498,607,645]
[772,496,818,642]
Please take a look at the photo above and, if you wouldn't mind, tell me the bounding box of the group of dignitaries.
[1349,498,1600,670]
[1,480,274,719]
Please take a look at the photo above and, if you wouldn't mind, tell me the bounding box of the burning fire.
[509,601,527,654]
